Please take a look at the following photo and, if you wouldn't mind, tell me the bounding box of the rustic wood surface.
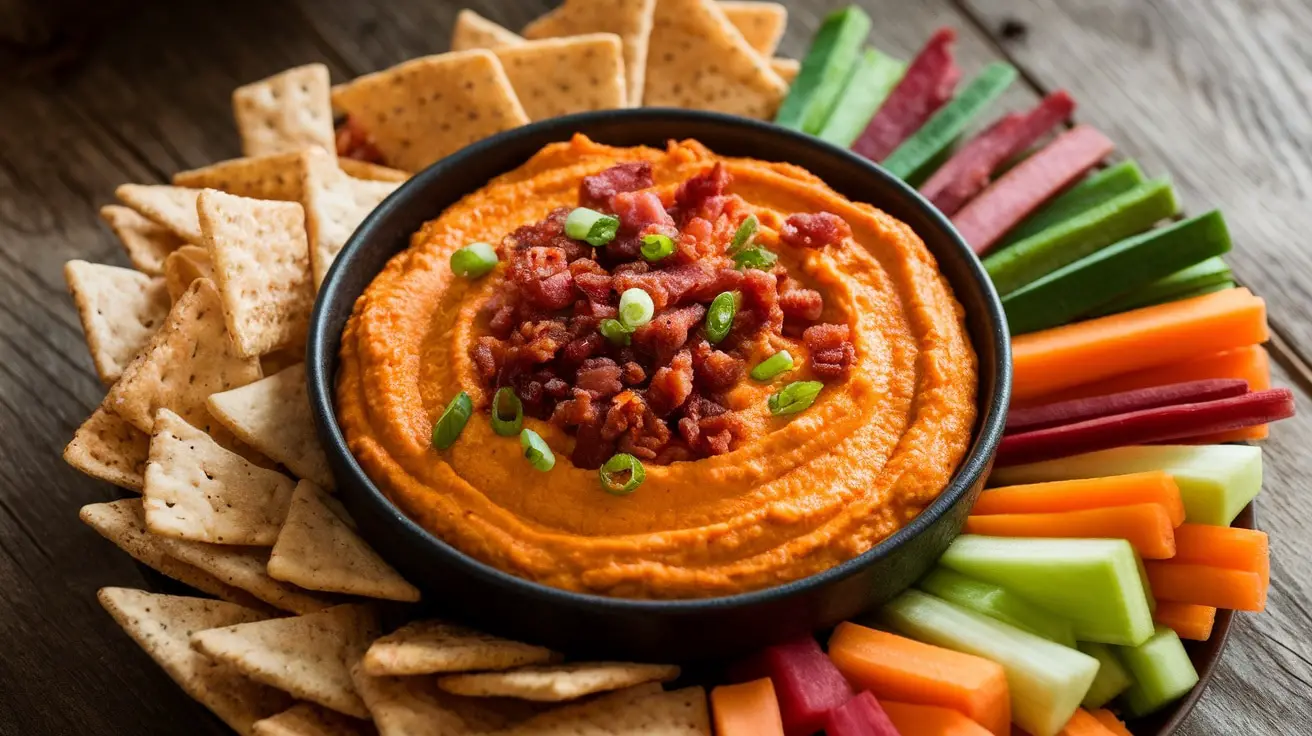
[0,0,1308,733]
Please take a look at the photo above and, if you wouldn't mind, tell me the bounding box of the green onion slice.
[768,381,824,416]
[600,453,645,495]
[490,387,523,437]
[449,242,499,279]
[564,207,620,246]
[432,391,473,449]
[732,245,779,271]
[599,318,633,345]
[705,291,737,344]
[750,350,794,381]
[618,288,655,329]
[729,214,759,252]
[520,429,556,471]
[641,233,676,261]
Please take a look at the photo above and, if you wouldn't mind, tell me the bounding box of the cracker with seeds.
[64,407,151,491]
[234,64,336,158]
[362,620,555,676]
[502,683,711,735]
[115,184,204,243]
[493,35,627,121]
[451,9,524,51]
[64,260,170,385]
[99,204,186,275]
[252,703,376,736]
[436,662,681,702]
[174,152,307,202]
[720,1,787,57]
[522,0,654,107]
[156,535,338,614]
[351,658,538,735]
[164,245,215,302]
[300,149,401,288]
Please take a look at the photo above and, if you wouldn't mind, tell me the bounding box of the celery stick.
[919,567,1077,647]
[1115,626,1199,716]
[816,49,906,147]
[882,590,1099,736]
[1078,642,1133,708]
[882,62,1018,180]
[776,6,872,132]
[998,161,1146,248]
[984,177,1179,296]
[1087,257,1233,317]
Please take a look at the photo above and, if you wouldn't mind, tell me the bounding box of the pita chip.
[337,159,410,183]
[174,152,307,202]
[100,204,186,275]
[143,408,296,546]
[64,407,150,491]
[300,149,401,288]
[252,703,376,736]
[720,1,787,57]
[493,35,627,121]
[234,63,337,158]
[102,277,261,436]
[436,662,681,702]
[522,0,654,106]
[504,684,710,735]
[98,587,291,735]
[64,260,170,385]
[192,604,380,718]
[115,184,204,243]
[208,363,333,489]
[362,620,555,677]
[451,9,524,51]
[351,659,537,736]
[644,0,787,119]
[156,535,338,614]
[164,245,215,302]
[80,499,271,611]
[771,57,800,85]
[330,50,529,173]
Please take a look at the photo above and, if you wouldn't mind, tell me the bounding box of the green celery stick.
[1003,210,1232,335]
[1078,642,1134,709]
[919,567,1077,646]
[1115,626,1199,717]
[816,48,906,147]
[775,6,872,132]
[1087,257,1234,317]
[1000,161,1146,248]
[881,62,1018,180]
[984,177,1179,295]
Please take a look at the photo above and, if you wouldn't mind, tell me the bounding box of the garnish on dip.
[432,391,473,449]
[565,207,620,246]
[491,387,524,437]
[520,429,556,471]
[450,242,499,278]
[600,453,645,495]
[769,381,824,416]
[751,350,795,381]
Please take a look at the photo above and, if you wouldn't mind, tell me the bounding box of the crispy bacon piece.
[648,350,695,416]
[576,357,624,398]
[678,395,741,456]
[579,162,654,210]
[737,268,783,335]
[505,208,593,262]
[552,389,600,427]
[571,419,616,470]
[853,28,961,162]
[633,304,707,364]
[509,247,574,310]
[779,288,824,323]
[471,337,502,381]
[691,341,744,393]
[780,212,852,249]
[602,391,671,460]
[805,323,856,379]
[622,361,646,385]
[613,190,677,238]
[675,163,731,213]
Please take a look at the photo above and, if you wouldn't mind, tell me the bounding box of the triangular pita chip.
[115,184,204,243]
[102,277,261,435]
[64,260,170,385]
[351,658,538,735]
[100,204,185,275]
[493,35,627,121]
[192,604,380,718]
[164,245,215,302]
[98,587,291,735]
[522,0,654,107]
[198,189,314,357]
[337,159,410,183]
[771,57,800,85]
[451,9,525,51]
[300,149,401,288]
[720,1,787,57]
[156,535,339,614]
[362,620,555,676]
[252,702,376,736]
[504,684,710,735]
[644,0,787,118]
[64,407,150,491]
[268,480,418,601]
[174,152,307,202]
[330,50,529,173]
[207,363,333,488]
[143,408,296,546]
[436,662,681,702]
[80,499,271,610]
[234,64,337,158]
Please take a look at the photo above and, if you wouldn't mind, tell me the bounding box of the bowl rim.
[306,107,1013,613]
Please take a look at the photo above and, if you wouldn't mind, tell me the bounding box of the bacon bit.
[675,163,732,213]
[335,117,386,164]
[505,208,593,262]
[853,28,961,162]
[738,268,783,335]
[780,212,852,249]
[577,358,624,398]
[552,389,600,427]
[648,350,695,416]
[579,162,654,210]
[508,320,570,367]
[633,304,707,364]
[560,332,605,365]
[613,190,677,238]
[602,391,670,461]
[571,419,616,470]
[509,247,575,310]
[691,341,744,392]
[780,287,824,323]
[805,323,856,379]
[679,395,741,456]
[622,361,646,385]
[471,337,502,381]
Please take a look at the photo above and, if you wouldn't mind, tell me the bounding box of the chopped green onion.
[431,391,473,449]
[599,318,633,345]
[449,242,498,279]
[769,381,824,416]
[618,288,655,329]
[750,350,794,381]
[641,233,676,261]
[705,291,737,344]
[519,429,555,471]
[565,207,620,246]
[732,246,778,270]
[599,453,645,495]
[490,387,523,437]
[730,214,759,252]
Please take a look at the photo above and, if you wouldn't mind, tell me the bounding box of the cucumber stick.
[1115,626,1199,716]
[985,177,1179,296]
[919,567,1077,647]
[1087,256,1233,317]
[1077,642,1133,708]
[882,62,1018,180]
[1003,209,1232,335]
[817,49,907,147]
[1000,161,1146,248]
[775,6,872,133]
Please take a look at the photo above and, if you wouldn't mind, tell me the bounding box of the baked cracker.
[174,152,307,202]
[300,149,401,288]
[522,0,654,107]
[252,703,376,736]
[164,245,215,302]
[451,9,524,51]
[503,684,711,735]
[115,184,204,243]
[493,35,627,121]
[436,662,681,702]
[233,64,336,158]
[64,407,151,492]
[64,259,170,385]
[362,619,555,677]
[771,57,800,85]
[351,658,539,735]
[720,1,788,57]
[337,159,410,183]
[156,535,338,615]
[99,204,185,275]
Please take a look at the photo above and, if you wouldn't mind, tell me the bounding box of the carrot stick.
[1005,379,1249,434]
[827,622,1010,736]
[964,503,1177,559]
[1142,561,1266,611]
[973,472,1185,527]
[1173,524,1269,587]
[1011,288,1268,401]
[881,701,993,736]
[1089,709,1134,736]
[1153,601,1217,641]
[711,678,786,736]
[1058,708,1119,735]
[1188,424,1269,444]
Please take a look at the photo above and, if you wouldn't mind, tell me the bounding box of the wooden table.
[1,1,1308,733]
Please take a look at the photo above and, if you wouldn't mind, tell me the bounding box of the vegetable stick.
[1089,709,1134,736]
[1005,379,1249,434]
[973,472,1186,527]
[823,691,900,736]
[1172,524,1269,586]
[1057,708,1119,735]
[1153,601,1217,641]
[881,701,994,735]
[852,28,960,162]
[1011,287,1268,401]
[817,49,906,147]
[1021,345,1271,408]
[1190,425,1268,443]
[1142,562,1266,611]
[1000,161,1146,249]
[774,6,872,133]
[963,503,1177,559]
[712,678,786,736]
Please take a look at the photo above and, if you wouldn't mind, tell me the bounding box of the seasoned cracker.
[522,0,654,106]
[300,149,401,288]
[99,204,185,275]
[501,683,711,735]
[234,64,336,158]
[436,662,681,702]
[351,658,538,735]
[252,703,376,736]
[720,1,788,57]
[771,57,800,85]
[362,619,555,677]
[164,245,215,302]
[156,535,338,615]
[451,9,524,51]
[115,184,204,243]
[64,407,151,491]
[208,363,333,489]
[174,152,307,202]
[337,159,410,183]
[493,35,627,121]
[64,260,170,385]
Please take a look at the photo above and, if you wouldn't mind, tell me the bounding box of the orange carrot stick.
[972,472,1185,527]
[1189,424,1269,444]
[1172,524,1269,587]
[1089,709,1134,736]
[828,622,1010,736]
[1153,601,1217,641]
[711,678,785,736]
[1058,708,1119,735]
[882,701,993,736]
[1011,288,1268,401]
[1143,562,1266,611]
[964,503,1177,559]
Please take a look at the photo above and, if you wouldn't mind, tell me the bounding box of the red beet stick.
[1005,378,1250,434]
[852,28,961,163]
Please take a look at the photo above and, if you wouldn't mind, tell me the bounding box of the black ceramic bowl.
[307,109,1011,662]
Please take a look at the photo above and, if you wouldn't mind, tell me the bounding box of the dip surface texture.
[337,136,978,598]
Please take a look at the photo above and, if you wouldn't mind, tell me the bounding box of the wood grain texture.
[0,1,1308,734]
